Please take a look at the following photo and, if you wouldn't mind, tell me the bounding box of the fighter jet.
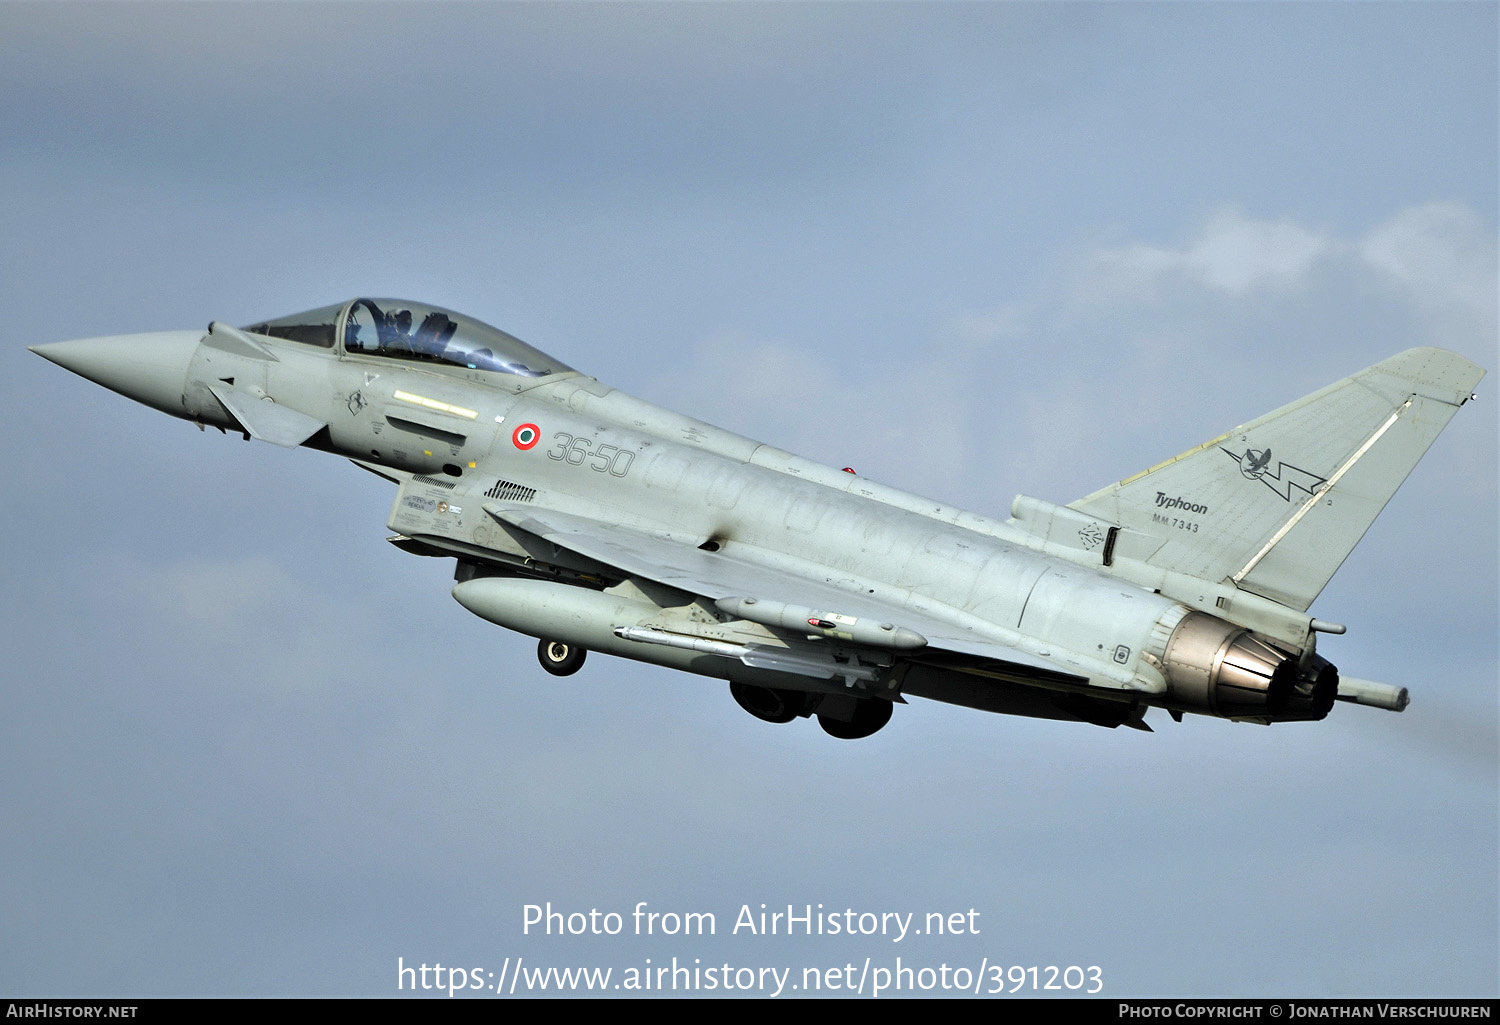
[31,298,1485,738]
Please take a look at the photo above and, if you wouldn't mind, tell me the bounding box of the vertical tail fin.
[1069,348,1485,611]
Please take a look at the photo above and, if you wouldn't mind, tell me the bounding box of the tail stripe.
[1231,398,1408,585]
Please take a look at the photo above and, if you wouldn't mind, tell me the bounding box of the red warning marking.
[512,423,540,450]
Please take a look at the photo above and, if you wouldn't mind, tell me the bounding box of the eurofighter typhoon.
[32,299,1485,738]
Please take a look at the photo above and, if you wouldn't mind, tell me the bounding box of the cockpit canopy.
[243,298,571,378]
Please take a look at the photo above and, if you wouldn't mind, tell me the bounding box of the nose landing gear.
[538,639,587,676]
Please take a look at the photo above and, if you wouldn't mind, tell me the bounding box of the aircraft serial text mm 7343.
[32,298,1485,739]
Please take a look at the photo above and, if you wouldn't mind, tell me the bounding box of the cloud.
[1359,201,1499,340]
[1087,207,1336,300]
[955,200,1496,358]
[640,202,1494,523]
[1064,203,1496,340]
[673,201,1499,523]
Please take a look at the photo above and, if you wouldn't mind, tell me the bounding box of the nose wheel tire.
[538,639,586,676]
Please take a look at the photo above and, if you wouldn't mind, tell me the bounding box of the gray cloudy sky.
[2,2,1495,999]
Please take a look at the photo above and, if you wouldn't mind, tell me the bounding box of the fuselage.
[177,317,1182,700]
[45,297,1438,734]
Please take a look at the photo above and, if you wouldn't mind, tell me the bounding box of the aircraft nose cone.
[31,330,204,415]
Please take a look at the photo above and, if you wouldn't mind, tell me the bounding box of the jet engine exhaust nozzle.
[1158,612,1304,720]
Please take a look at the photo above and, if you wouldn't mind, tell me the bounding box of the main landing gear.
[537,639,586,676]
[729,682,893,739]
[729,682,809,724]
[533,645,893,738]
[817,698,892,740]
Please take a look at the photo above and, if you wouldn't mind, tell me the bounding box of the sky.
[1,1,1495,1000]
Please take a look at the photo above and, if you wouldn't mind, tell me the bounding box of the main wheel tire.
[538,639,586,676]
[818,699,893,739]
[730,683,807,724]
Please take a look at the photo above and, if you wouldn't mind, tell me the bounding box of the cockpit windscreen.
[243,303,343,347]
